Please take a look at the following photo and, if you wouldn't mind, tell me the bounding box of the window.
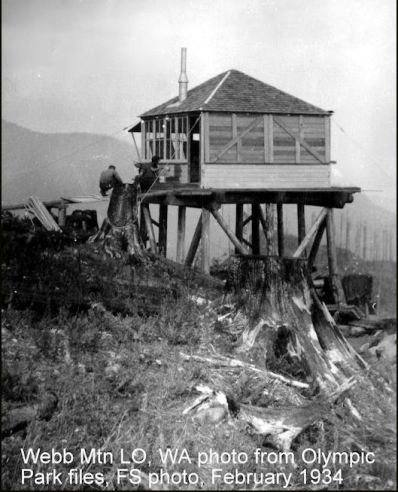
[144,116,188,161]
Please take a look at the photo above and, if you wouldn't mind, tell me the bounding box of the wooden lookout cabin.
[128,49,360,305]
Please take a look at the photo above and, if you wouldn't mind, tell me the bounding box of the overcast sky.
[2,0,396,206]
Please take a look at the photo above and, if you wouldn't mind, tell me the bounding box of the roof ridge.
[203,70,231,105]
[139,68,328,117]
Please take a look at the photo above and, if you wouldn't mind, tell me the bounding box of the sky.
[2,0,396,208]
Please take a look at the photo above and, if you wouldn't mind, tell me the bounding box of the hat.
[152,155,160,164]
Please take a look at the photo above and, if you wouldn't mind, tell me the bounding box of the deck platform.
[142,185,361,209]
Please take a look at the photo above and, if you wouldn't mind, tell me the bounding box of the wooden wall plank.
[324,116,331,163]
[268,115,274,163]
[202,164,331,188]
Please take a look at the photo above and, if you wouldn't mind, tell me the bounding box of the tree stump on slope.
[227,255,366,394]
[103,183,146,260]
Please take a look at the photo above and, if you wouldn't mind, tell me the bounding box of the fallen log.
[183,378,357,451]
[180,352,310,389]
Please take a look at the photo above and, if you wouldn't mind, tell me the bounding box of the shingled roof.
[140,69,329,117]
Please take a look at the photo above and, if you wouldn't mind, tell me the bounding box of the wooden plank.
[235,203,243,255]
[263,115,268,162]
[293,208,328,258]
[308,219,326,270]
[277,203,284,257]
[203,112,210,163]
[141,121,146,159]
[297,115,303,164]
[274,116,325,164]
[211,207,248,255]
[142,204,158,254]
[210,115,263,162]
[268,115,274,163]
[202,164,330,189]
[200,112,205,185]
[201,208,210,274]
[185,212,202,267]
[251,203,260,254]
[176,206,186,263]
[58,199,67,227]
[324,116,331,163]
[158,204,168,256]
[232,113,241,162]
[242,214,252,227]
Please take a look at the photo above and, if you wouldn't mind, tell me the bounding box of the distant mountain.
[1,120,138,204]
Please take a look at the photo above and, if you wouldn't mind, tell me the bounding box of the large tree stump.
[226,255,366,394]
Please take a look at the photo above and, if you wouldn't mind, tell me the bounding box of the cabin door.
[189,116,200,183]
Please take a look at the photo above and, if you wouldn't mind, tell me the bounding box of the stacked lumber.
[25,196,61,232]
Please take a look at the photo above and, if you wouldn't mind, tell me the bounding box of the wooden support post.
[142,204,158,254]
[201,209,210,274]
[256,203,267,233]
[326,209,345,304]
[251,203,260,254]
[265,203,276,255]
[211,207,248,255]
[235,204,243,254]
[308,219,326,271]
[297,204,306,245]
[58,200,67,228]
[185,213,202,267]
[176,206,186,263]
[293,208,328,258]
[158,205,168,257]
[277,203,284,257]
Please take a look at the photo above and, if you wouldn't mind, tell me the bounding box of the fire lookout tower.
[128,49,360,305]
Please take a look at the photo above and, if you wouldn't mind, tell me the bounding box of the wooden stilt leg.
[201,208,210,274]
[293,208,328,258]
[297,204,306,245]
[308,219,326,271]
[265,203,276,255]
[277,203,284,257]
[211,208,247,255]
[326,209,345,304]
[142,204,158,254]
[235,204,243,255]
[158,204,168,257]
[251,204,260,254]
[176,206,186,263]
[185,212,202,267]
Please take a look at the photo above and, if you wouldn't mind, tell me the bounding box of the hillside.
[1,120,138,204]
